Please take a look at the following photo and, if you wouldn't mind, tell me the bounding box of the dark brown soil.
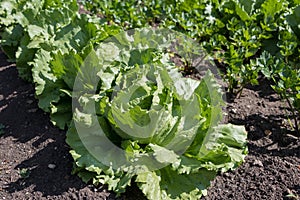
[0,50,299,200]
[203,83,300,200]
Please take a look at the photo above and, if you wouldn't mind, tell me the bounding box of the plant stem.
[236,86,244,99]
[282,93,299,134]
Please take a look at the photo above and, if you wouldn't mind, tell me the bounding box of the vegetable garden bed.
[0,50,299,199]
[0,0,299,199]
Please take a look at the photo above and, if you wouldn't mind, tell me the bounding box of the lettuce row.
[1,0,248,199]
[0,0,122,129]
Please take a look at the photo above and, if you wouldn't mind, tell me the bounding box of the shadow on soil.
[230,113,299,157]
[0,61,83,196]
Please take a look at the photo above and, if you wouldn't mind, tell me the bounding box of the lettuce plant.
[66,30,248,199]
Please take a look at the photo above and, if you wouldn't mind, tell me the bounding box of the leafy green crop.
[0,0,122,129]
[79,0,300,132]
[63,29,248,199]
[258,51,300,131]
[1,0,249,199]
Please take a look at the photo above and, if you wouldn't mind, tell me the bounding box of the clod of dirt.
[47,164,56,169]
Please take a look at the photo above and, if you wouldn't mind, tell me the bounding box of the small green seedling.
[19,168,30,179]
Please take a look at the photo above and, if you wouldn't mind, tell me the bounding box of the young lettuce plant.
[66,29,248,199]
